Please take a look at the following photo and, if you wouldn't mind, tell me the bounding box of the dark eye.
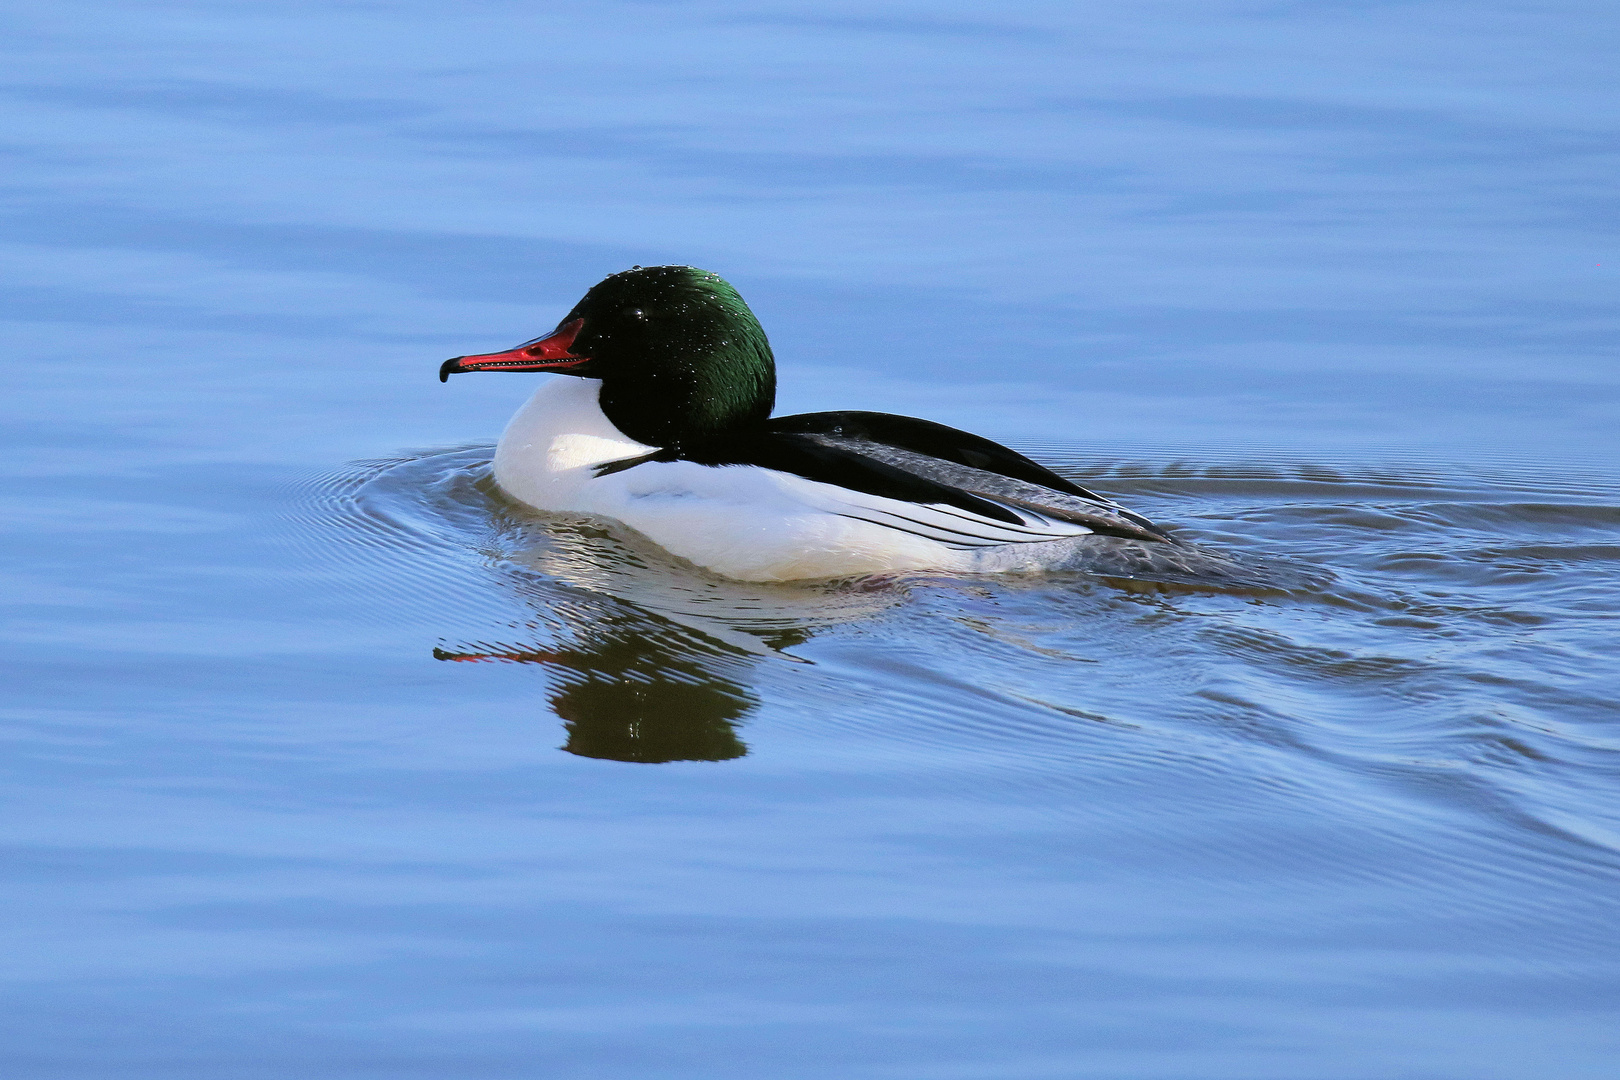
[627,308,647,321]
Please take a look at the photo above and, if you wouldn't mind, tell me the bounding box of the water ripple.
[289,445,1620,893]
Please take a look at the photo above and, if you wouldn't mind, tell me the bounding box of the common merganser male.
[440,265,1175,582]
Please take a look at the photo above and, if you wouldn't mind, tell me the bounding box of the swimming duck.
[440,265,1174,582]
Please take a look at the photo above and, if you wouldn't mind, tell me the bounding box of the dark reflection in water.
[556,672,751,763]
[435,622,762,763]
[378,449,847,762]
[314,446,886,764]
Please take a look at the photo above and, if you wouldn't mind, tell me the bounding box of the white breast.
[491,378,1087,581]
[493,377,655,510]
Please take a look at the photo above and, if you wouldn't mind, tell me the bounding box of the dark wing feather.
[829,438,1173,543]
[767,411,1110,501]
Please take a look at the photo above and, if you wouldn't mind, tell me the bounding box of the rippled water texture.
[278,444,1620,1073]
[6,0,1620,1076]
[315,446,1620,792]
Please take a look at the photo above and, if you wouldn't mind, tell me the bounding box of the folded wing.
[596,422,1173,548]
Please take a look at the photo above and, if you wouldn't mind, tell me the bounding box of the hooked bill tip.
[439,357,463,383]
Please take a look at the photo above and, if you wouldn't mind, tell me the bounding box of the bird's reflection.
[436,616,811,764]
[326,449,900,763]
[408,481,899,763]
[551,644,753,762]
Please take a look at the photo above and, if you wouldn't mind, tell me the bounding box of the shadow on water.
[432,613,774,763]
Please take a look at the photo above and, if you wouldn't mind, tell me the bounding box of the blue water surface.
[4,2,1619,1077]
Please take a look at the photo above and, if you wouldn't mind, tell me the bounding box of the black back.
[767,411,1113,502]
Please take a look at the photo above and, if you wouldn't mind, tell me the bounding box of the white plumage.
[493,378,1093,582]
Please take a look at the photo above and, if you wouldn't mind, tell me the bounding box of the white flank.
[492,378,1092,581]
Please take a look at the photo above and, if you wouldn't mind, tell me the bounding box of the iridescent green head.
[441,265,776,447]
